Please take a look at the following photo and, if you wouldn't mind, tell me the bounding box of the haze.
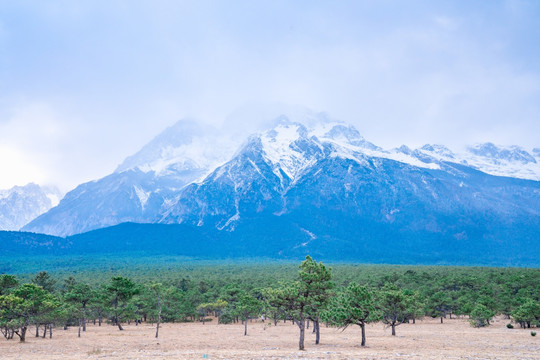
[0,0,539,191]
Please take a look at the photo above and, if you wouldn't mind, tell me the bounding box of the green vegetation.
[0,257,539,350]
[323,282,374,346]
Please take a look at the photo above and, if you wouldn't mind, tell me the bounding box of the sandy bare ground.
[1,316,538,359]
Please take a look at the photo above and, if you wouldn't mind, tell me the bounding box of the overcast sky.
[1,0,539,191]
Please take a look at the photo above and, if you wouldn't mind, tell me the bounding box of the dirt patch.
[0,316,538,359]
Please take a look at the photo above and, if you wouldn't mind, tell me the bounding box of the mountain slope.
[19,112,540,267]
[23,119,235,236]
[156,120,539,264]
[0,183,62,231]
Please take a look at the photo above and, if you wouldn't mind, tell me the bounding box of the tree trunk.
[440,317,443,324]
[99,317,102,326]
[49,324,52,339]
[307,319,309,329]
[83,317,86,332]
[244,318,248,336]
[298,319,305,350]
[78,319,81,338]
[35,324,39,337]
[391,323,396,336]
[42,324,47,338]
[155,297,161,338]
[19,326,27,342]
[361,323,366,347]
[315,320,320,345]
[117,322,124,331]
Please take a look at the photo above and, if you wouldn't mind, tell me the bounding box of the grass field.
[1,316,538,359]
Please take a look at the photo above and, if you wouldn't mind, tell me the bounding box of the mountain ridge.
[19,112,539,268]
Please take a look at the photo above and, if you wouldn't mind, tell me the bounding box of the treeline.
[1,257,539,349]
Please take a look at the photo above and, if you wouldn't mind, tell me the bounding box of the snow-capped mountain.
[159,116,539,229]
[23,119,236,236]
[23,111,540,255]
[0,183,62,231]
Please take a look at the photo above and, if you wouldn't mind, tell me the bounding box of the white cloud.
[0,1,539,191]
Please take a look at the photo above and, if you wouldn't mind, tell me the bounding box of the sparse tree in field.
[106,277,139,330]
[64,283,94,336]
[264,281,309,349]
[512,299,540,329]
[300,255,333,345]
[237,293,261,336]
[147,283,164,338]
[0,284,59,342]
[426,291,452,323]
[323,283,374,346]
[219,285,244,323]
[469,304,495,327]
[89,286,109,326]
[264,256,331,350]
[197,302,215,324]
[212,299,228,323]
[376,283,410,336]
[403,289,424,324]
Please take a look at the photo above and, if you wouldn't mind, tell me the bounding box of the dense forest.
[1,257,539,350]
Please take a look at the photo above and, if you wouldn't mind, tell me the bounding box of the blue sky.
[0,0,539,190]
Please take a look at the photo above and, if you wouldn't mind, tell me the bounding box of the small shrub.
[531,331,537,337]
[506,323,514,329]
[87,348,102,355]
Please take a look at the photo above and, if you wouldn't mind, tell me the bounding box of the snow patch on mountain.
[260,122,318,180]
[133,185,150,210]
[416,143,540,180]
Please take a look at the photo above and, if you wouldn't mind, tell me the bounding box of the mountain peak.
[115,118,236,177]
[419,144,456,159]
[467,143,536,164]
[115,119,206,173]
[0,183,63,230]
[322,124,363,142]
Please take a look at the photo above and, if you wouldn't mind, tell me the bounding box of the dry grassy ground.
[0,316,538,359]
